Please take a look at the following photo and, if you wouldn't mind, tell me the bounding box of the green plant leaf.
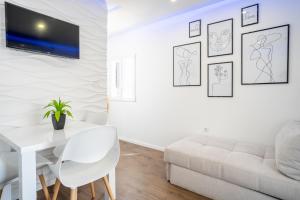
[61,102,71,109]
[43,98,73,121]
[53,100,60,111]
[66,110,73,118]
[43,110,51,119]
[55,111,61,122]
[43,103,53,109]
[64,104,71,109]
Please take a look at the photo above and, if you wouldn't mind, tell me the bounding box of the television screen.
[5,2,80,59]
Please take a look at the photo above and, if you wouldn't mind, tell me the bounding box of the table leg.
[18,151,37,200]
[104,169,116,200]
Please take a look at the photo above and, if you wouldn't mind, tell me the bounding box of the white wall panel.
[0,0,107,128]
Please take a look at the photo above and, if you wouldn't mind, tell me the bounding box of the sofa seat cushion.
[164,135,300,200]
[190,146,231,179]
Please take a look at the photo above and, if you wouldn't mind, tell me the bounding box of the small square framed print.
[189,20,201,38]
[241,4,259,27]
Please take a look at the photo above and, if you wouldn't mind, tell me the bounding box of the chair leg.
[52,179,61,200]
[90,182,96,198]
[39,175,50,200]
[103,176,115,200]
[70,188,77,200]
[0,190,2,199]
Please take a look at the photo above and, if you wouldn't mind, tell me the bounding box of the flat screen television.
[5,2,80,59]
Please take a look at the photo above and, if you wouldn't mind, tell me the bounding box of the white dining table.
[0,120,116,200]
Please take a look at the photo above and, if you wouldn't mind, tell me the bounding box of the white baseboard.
[119,136,165,152]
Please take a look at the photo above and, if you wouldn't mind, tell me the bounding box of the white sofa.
[164,131,300,200]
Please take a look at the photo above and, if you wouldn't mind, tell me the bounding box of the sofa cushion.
[190,146,231,179]
[222,152,263,191]
[165,135,300,200]
[275,121,300,180]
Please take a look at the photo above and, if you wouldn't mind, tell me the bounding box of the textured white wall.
[108,0,300,149]
[0,0,107,129]
[0,0,107,195]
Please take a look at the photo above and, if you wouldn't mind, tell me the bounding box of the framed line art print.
[173,42,201,87]
[207,19,233,57]
[189,20,201,38]
[208,62,233,97]
[241,25,289,85]
[242,4,259,27]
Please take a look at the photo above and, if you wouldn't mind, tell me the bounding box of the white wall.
[108,0,300,149]
[0,0,107,129]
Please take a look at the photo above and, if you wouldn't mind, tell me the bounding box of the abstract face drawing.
[209,29,231,52]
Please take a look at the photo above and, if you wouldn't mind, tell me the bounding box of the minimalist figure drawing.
[250,33,282,82]
[176,47,197,85]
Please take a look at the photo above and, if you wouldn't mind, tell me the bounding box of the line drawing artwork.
[176,47,197,85]
[190,20,201,37]
[209,29,232,53]
[211,65,228,96]
[249,33,282,83]
[190,24,199,35]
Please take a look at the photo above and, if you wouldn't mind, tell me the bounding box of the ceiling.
[107,0,226,35]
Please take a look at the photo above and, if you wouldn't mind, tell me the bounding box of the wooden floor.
[38,141,210,200]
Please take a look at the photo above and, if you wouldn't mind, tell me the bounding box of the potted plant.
[43,98,73,130]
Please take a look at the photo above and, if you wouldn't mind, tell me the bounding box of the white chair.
[0,152,52,200]
[82,111,108,125]
[53,111,108,158]
[46,126,119,200]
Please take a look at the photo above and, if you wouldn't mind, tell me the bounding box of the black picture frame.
[241,4,259,27]
[207,61,233,97]
[173,42,201,87]
[241,24,290,85]
[189,19,201,38]
[207,19,233,57]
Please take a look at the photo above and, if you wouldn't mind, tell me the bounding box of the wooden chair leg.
[70,188,77,200]
[103,176,115,200]
[52,179,61,200]
[39,175,50,200]
[0,189,2,198]
[90,182,96,198]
